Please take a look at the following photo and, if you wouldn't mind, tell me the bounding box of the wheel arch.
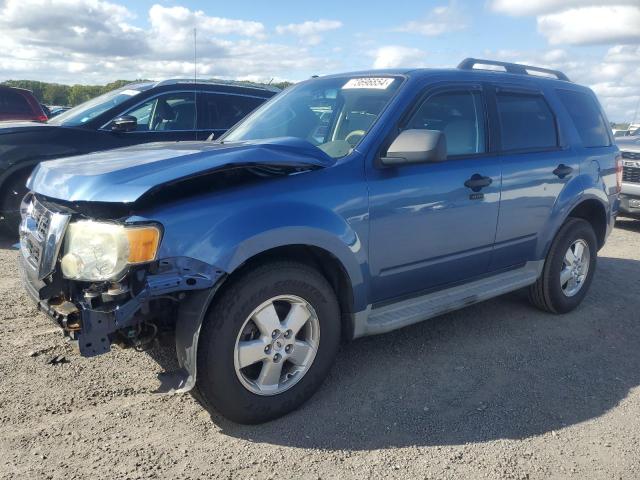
[566,198,608,249]
[539,194,610,260]
[222,244,356,341]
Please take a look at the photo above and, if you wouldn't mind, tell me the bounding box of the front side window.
[199,93,265,130]
[496,92,558,151]
[407,90,486,156]
[221,76,403,159]
[123,92,196,132]
[557,89,611,148]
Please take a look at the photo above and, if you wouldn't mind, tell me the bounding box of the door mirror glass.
[381,129,447,166]
[110,115,137,132]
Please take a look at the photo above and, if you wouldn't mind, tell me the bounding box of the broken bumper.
[19,254,223,358]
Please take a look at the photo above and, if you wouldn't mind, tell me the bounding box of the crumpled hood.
[28,137,335,203]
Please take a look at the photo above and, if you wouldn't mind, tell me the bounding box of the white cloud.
[371,46,427,69]
[0,0,147,56]
[606,45,640,63]
[275,19,342,45]
[489,0,639,16]
[396,1,467,36]
[149,5,265,39]
[486,47,640,122]
[538,5,640,45]
[0,0,339,83]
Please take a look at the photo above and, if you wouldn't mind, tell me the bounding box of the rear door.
[197,92,267,140]
[367,83,502,304]
[488,84,580,270]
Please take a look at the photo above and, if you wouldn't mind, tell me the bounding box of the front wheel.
[528,218,597,313]
[196,261,341,424]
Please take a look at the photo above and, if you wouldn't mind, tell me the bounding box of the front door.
[367,85,502,304]
[111,90,201,145]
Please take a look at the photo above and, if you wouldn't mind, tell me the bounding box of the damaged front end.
[18,194,224,360]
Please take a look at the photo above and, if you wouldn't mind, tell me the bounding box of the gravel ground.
[1,221,639,480]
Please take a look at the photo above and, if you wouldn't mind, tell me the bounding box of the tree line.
[1,79,293,107]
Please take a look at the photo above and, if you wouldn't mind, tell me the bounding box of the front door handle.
[553,164,573,179]
[464,173,493,192]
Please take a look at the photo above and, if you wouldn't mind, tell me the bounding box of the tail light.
[36,114,48,123]
[615,153,623,194]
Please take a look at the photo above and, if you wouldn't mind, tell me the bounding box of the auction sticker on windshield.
[342,78,395,89]
[120,89,141,96]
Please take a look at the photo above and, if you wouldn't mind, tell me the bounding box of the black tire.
[196,261,341,424]
[0,170,30,237]
[528,218,597,314]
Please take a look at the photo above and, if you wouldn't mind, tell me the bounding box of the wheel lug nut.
[284,329,292,339]
[285,344,292,353]
[264,345,271,353]
[273,353,281,362]
[271,330,279,338]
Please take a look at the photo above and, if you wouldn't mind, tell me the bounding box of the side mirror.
[110,115,137,132]
[380,129,447,166]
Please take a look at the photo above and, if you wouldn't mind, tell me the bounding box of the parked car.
[0,79,278,233]
[19,59,619,424]
[0,85,48,123]
[616,135,640,218]
[47,106,71,118]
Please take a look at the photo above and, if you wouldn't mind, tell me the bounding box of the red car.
[0,86,48,122]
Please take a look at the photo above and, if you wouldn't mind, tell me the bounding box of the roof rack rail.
[457,58,570,82]
[153,78,281,92]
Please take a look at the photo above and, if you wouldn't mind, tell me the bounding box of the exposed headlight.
[60,221,161,281]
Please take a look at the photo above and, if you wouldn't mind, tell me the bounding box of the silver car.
[616,135,640,218]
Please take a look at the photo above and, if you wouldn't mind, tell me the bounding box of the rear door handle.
[553,164,573,179]
[464,173,493,192]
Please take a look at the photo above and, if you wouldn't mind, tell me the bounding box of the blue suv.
[19,59,620,423]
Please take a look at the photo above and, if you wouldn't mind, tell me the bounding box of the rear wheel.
[528,218,597,313]
[0,170,30,237]
[196,261,341,424]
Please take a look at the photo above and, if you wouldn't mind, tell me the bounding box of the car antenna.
[193,27,198,142]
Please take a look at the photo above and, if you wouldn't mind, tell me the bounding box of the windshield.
[48,84,153,127]
[221,76,403,158]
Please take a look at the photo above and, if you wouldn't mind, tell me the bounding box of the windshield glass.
[48,84,152,127]
[221,76,402,158]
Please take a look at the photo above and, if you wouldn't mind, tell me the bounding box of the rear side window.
[407,90,486,156]
[0,90,32,114]
[199,94,265,130]
[557,89,611,148]
[496,92,558,151]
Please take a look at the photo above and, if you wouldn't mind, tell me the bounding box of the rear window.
[496,92,558,151]
[0,90,32,115]
[557,89,611,148]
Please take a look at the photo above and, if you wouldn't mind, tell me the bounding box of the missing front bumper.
[19,254,223,357]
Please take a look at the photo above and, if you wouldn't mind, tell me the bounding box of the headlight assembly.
[60,221,161,281]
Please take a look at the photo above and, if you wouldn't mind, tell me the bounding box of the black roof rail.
[457,58,570,82]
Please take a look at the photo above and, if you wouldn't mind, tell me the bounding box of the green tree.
[1,77,294,107]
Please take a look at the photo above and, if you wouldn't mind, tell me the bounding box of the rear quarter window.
[556,89,611,148]
[0,90,32,115]
[496,92,558,151]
